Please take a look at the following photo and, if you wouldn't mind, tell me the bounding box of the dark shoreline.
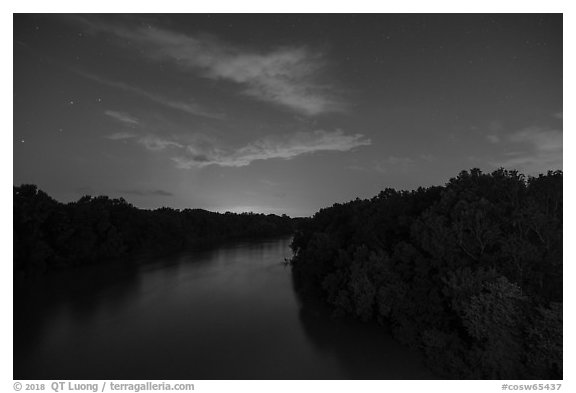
[14,184,296,277]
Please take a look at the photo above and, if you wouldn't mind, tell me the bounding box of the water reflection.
[14,237,434,379]
[295,292,435,379]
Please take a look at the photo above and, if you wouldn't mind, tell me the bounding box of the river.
[14,236,435,379]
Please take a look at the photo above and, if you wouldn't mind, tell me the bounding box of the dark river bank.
[14,236,435,379]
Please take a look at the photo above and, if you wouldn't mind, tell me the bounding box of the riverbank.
[14,184,295,276]
[289,169,562,379]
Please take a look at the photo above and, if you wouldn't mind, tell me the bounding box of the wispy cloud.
[107,128,369,168]
[75,70,224,119]
[106,131,137,140]
[138,135,184,151]
[553,112,562,119]
[69,16,343,116]
[494,126,562,174]
[105,110,139,125]
[172,130,370,168]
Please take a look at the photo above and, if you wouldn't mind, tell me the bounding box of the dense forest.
[290,168,562,379]
[14,184,294,276]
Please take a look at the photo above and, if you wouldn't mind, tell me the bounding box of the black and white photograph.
[11,6,565,388]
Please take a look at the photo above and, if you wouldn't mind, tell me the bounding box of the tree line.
[290,168,562,379]
[14,184,294,276]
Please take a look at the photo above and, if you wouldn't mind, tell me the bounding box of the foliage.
[14,185,295,275]
[290,169,562,379]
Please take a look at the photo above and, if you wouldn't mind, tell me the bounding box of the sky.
[13,14,562,217]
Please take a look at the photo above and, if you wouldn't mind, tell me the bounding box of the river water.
[14,236,434,379]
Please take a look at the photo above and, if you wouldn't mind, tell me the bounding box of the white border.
[4,2,571,392]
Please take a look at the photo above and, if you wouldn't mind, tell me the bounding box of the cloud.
[138,135,184,151]
[75,70,224,119]
[69,17,343,116]
[553,112,562,119]
[120,188,173,197]
[200,47,340,115]
[106,132,185,151]
[104,110,139,125]
[106,131,137,140]
[508,127,562,152]
[108,129,370,168]
[495,126,562,174]
[172,129,370,168]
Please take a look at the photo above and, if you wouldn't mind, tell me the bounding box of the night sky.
[13,14,562,217]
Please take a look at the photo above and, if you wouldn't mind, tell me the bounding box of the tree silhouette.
[14,185,294,275]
